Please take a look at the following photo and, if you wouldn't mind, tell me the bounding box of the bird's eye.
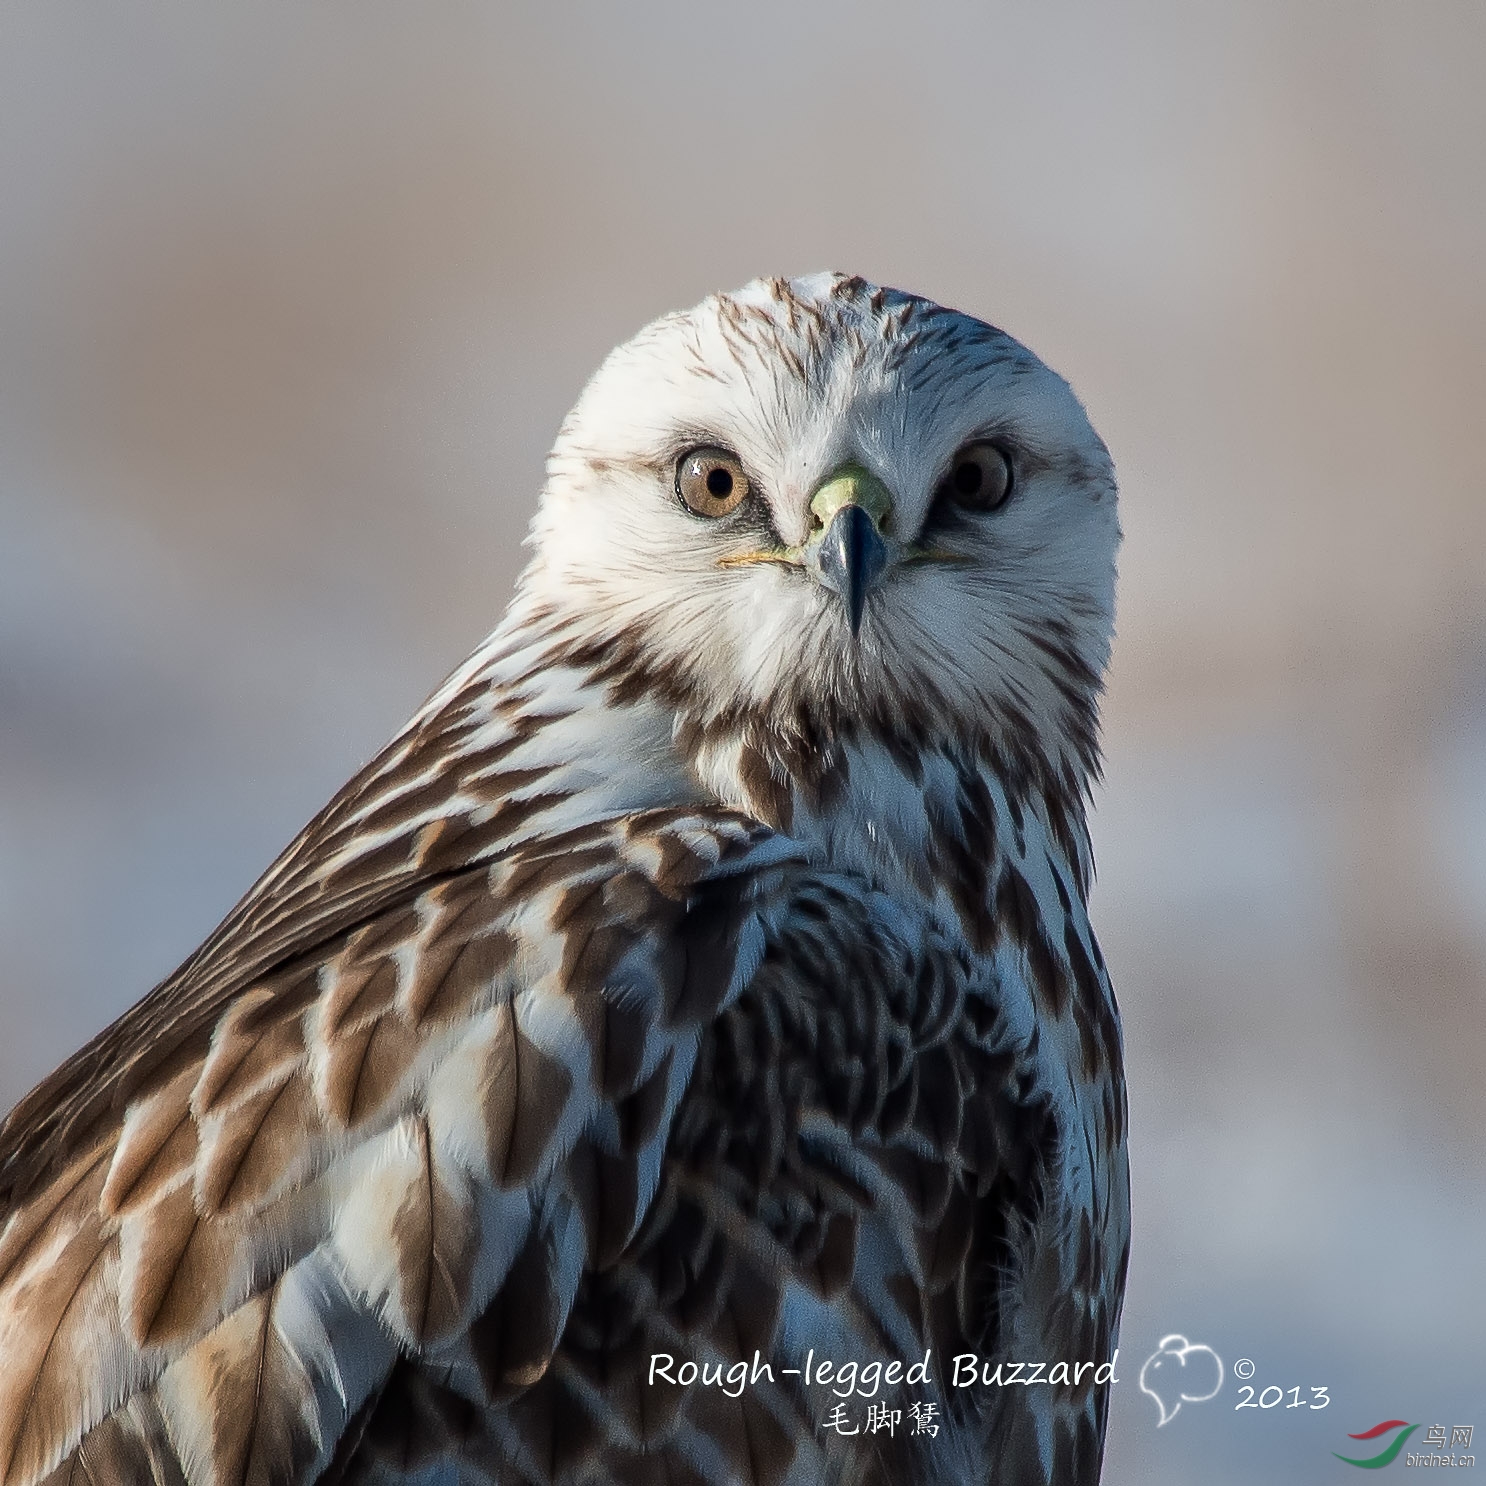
[940,442,1013,512]
[676,447,751,518]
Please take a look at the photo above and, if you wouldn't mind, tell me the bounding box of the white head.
[521,272,1119,799]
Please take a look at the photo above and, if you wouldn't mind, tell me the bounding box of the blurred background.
[1,4,1482,1479]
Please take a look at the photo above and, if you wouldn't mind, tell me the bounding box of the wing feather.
[0,674,566,1212]
[0,721,790,1486]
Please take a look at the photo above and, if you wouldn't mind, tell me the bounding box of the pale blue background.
[1,6,1482,1479]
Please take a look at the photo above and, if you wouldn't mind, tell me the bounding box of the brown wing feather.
[0,733,789,1486]
[0,680,529,1213]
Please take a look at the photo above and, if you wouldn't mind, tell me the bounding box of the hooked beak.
[806,465,892,636]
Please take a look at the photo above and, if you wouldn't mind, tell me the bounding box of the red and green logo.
[1334,1420,1418,1468]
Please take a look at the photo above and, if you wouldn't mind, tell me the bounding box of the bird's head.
[522,272,1119,795]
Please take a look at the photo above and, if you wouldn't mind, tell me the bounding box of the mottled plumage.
[0,273,1128,1485]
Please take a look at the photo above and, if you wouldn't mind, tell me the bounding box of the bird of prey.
[0,273,1128,1486]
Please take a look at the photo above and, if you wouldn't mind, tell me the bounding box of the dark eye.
[940,442,1013,512]
[676,447,751,518]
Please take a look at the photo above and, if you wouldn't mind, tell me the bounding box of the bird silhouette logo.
[1139,1334,1224,1426]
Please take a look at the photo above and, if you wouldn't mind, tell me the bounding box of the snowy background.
[1,6,1482,1479]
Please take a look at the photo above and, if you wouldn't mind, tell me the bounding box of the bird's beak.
[805,465,892,636]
